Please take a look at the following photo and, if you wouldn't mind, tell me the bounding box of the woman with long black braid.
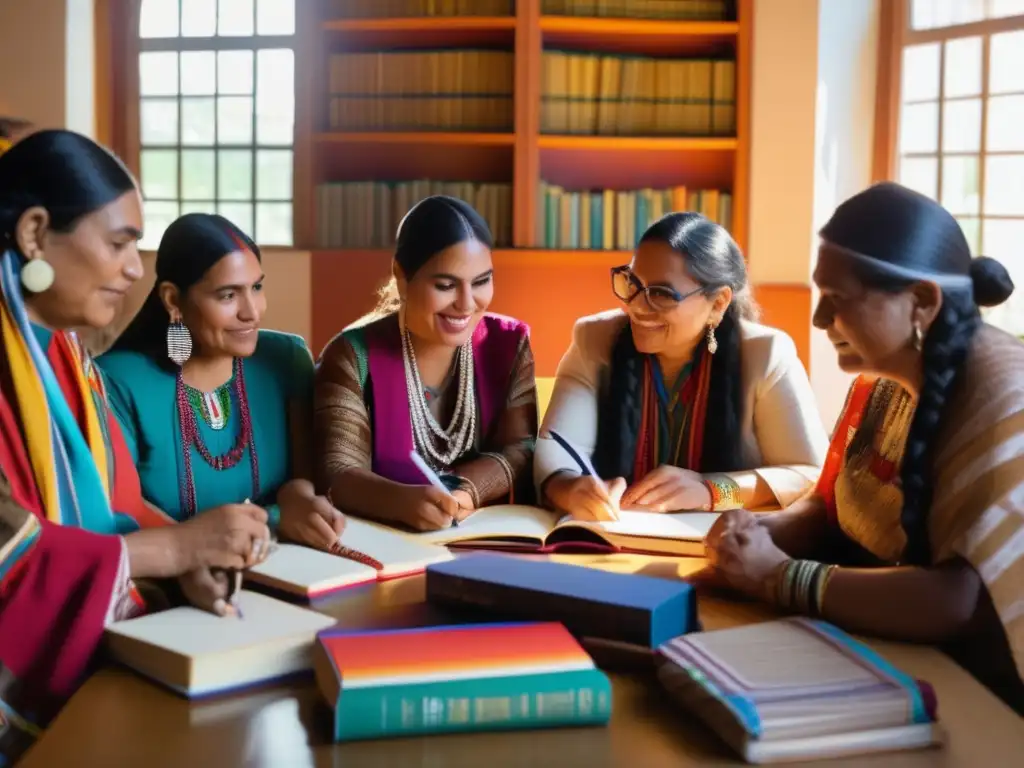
[704,182,1024,714]
[535,212,827,521]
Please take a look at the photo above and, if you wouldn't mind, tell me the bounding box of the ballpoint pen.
[220,498,253,619]
[546,429,619,521]
[409,451,460,527]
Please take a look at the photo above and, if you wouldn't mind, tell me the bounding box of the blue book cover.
[426,554,697,649]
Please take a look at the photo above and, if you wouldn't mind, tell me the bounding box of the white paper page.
[249,543,376,591]
[106,591,335,656]
[415,504,558,545]
[558,511,720,541]
[341,516,455,572]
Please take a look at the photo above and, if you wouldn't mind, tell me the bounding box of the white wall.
[811,0,879,425]
[65,0,96,137]
[747,0,879,427]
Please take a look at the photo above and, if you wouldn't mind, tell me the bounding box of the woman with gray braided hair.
[703,182,1024,713]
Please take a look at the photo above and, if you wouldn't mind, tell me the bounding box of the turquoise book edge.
[657,618,932,740]
[333,667,612,741]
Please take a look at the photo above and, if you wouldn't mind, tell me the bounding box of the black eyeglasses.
[610,266,704,312]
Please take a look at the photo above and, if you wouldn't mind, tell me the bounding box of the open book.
[246,516,454,598]
[656,618,943,764]
[415,504,718,557]
[104,591,336,698]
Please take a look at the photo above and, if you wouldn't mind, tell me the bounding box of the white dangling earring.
[706,323,718,355]
[20,258,55,293]
[167,318,193,366]
[912,322,924,351]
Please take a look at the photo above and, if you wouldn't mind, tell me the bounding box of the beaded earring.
[705,323,718,355]
[167,317,193,366]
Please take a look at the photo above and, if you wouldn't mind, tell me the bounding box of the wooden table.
[21,555,1024,767]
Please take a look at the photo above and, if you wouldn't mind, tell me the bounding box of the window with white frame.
[137,0,296,250]
[895,0,1024,332]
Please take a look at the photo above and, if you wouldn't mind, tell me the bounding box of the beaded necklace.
[185,383,231,430]
[174,357,260,517]
[400,324,476,470]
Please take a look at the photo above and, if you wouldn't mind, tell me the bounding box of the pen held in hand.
[409,451,460,527]
[546,429,620,521]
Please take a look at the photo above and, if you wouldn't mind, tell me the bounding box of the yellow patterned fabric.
[0,295,59,520]
[834,325,1024,710]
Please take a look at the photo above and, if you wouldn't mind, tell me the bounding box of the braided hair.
[820,182,1014,565]
[594,212,758,480]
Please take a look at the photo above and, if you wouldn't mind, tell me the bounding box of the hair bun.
[970,256,1014,307]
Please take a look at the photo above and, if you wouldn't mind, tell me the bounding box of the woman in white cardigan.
[535,212,828,521]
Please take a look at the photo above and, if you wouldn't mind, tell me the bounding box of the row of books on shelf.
[327,0,514,17]
[543,52,735,136]
[537,181,732,250]
[315,180,513,249]
[544,0,731,20]
[327,51,514,131]
[324,0,731,21]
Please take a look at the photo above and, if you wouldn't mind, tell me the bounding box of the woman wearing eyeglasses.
[535,212,828,522]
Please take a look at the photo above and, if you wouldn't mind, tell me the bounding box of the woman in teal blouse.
[99,213,344,549]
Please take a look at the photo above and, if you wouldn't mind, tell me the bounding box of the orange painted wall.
[309,249,811,373]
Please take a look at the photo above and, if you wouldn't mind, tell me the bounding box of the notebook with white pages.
[655,618,943,764]
[104,591,336,698]
[414,504,718,557]
[245,515,454,598]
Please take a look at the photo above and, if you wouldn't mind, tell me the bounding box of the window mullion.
[937,41,946,206]
[978,33,992,254]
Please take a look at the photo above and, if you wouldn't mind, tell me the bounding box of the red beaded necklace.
[175,357,260,517]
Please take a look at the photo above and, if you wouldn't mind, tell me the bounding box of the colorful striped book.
[313,622,612,741]
[656,618,943,764]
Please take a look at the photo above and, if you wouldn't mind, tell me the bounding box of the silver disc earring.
[706,323,718,355]
[167,320,193,366]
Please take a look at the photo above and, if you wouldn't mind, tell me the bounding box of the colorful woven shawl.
[0,251,118,533]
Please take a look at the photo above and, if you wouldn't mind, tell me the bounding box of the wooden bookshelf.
[298,0,754,368]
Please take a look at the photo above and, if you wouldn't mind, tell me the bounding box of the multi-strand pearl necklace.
[401,325,476,469]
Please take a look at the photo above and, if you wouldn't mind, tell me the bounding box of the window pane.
[941,156,980,215]
[902,44,940,101]
[256,49,294,145]
[899,156,938,199]
[944,37,981,98]
[911,0,983,29]
[985,155,1024,216]
[217,97,254,144]
[181,201,215,216]
[182,150,216,200]
[257,0,295,35]
[899,102,939,154]
[218,150,253,200]
[140,52,179,96]
[218,203,254,238]
[989,0,1024,20]
[218,0,255,36]
[140,99,178,145]
[991,31,1024,95]
[180,51,215,96]
[987,96,1024,151]
[140,149,178,200]
[256,150,292,199]
[218,51,254,95]
[957,217,980,254]
[181,0,216,37]
[181,98,216,145]
[139,0,179,38]
[141,201,180,251]
[256,203,292,245]
[980,219,1024,335]
[942,99,981,152]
